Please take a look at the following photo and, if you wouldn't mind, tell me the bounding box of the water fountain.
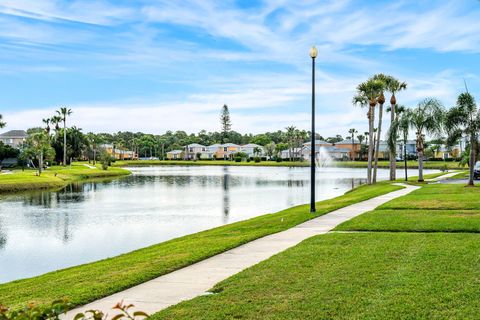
[316,146,333,167]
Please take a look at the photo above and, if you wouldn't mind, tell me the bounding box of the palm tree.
[50,115,62,132]
[389,106,409,181]
[348,128,358,161]
[445,92,479,186]
[372,74,388,183]
[409,98,445,182]
[385,76,407,180]
[0,114,5,129]
[42,118,51,135]
[353,79,383,184]
[357,134,365,160]
[285,126,296,162]
[253,146,262,158]
[56,107,73,166]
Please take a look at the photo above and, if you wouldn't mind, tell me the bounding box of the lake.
[0,166,436,283]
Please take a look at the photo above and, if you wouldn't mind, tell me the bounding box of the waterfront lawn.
[152,232,480,319]
[0,182,402,310]
[0,164,130,192]
[337,183,480,232]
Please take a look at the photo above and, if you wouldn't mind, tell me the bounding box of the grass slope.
[0,182,402,310]
[0,164,130,193]
[152,233,480,319]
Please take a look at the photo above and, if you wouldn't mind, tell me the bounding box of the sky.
[0,0,479,138]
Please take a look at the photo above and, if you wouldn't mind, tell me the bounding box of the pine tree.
[220,104,232,143]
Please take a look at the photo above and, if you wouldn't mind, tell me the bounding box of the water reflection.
[0,166,437,283]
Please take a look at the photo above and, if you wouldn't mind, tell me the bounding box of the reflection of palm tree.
[222,167,230,222]
[0,218,7,249]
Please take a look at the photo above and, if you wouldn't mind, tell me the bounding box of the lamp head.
[309,46,318,59]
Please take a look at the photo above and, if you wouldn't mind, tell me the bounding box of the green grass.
[446,170,470,179]
[152,232,480,319]
[336,183,480,233]
[0,163,130,193]
[0,182,402,310]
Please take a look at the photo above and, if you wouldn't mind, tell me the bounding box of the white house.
[0,130,27,148]
[185,143,207,160]
[240,143,264,158]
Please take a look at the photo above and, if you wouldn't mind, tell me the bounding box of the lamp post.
[309,46,317,213]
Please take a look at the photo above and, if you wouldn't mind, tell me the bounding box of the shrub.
[254,157,261,163]
[234,156,242,162]
[100,151,111,170]
[246,158,251,162]
[276,157,283,162]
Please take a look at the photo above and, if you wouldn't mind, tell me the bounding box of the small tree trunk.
[468,133,475,186]
[389,103,396,180]
[39,151,44,176]
[418,149,424,182]
[367,105,375,185]
[373,104,383,183]
[63,121,67,166]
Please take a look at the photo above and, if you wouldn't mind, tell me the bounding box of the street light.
[309,46,317,213]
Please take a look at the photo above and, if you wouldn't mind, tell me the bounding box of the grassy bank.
[0,164,130,193]
[113,159,463,170]
[153,232,480,319]
[0,182,402,310]
[154,180,480,319]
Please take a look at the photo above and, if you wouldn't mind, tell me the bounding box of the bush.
[254,157,261,163]
[246,158,251,162]
[276,157,283,162]
[100,151,111,170]
[234,156,242,162]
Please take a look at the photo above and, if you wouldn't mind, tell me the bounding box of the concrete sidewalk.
[65,183,419,319]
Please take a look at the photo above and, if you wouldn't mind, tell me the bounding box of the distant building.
[334,139,361,160]
[240,143,264,158]
[99,144,137,160]
[166,150,184,160]
[0,130,27,148]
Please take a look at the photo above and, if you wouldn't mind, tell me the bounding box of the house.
[99,144,138,160]
[334,139,361,160]
[303,140,332,149]
[184,143,207,160]
[167,150,184,160]
[0,130,27,148]
[215,143,240,160]
[433,145,461,159]
[301,145,350,161]
[240,143,264,158]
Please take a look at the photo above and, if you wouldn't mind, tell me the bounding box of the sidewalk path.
[65,183,419,319]
[426,170,460,181]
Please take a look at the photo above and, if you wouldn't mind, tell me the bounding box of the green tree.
[409,98,445,182]
[353,79,383,184]
[220,104,232,143]
[348,128,358,161]
[251,134,271,146]
[385,76,407,180]
[0,114,5,129]
[22,131,55,175]
[56,107,73,166]
[357,134,365,160]
[371,74,388,183]
[445,92,480,186]
[265,142,276,159]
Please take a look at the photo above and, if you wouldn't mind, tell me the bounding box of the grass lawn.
[153,180,480,319]
[337,183,480,233]
[0,182,402,310]
[152,232,480,319]
[0,163,130,192]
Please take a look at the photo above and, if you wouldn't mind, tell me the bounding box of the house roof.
[167,150,183,154]
[220,143,240,147]
[303,140,331,146]
[0,130,27,138]
[241,143,263,148]
[335,139,361,145]
[186,143,205,148]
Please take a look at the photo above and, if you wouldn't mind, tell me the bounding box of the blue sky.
[0,0,479,137]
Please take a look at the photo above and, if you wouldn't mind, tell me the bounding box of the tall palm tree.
[445,92,479,186]
[372,74,388,183]
[353,79,383,184]
[285,125,296,162]
[409,98,445,182]
[348,128,358,161]
[56,107,73,166]
[42,118,51,135]
[388,105,409,181]
[385,76,407,180]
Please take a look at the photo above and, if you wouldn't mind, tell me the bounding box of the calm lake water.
[0,166,437,283]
